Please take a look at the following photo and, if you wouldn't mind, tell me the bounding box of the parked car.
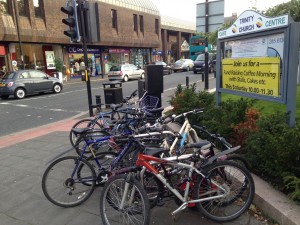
[151,61,172,75]
[172,59,194,72]
[0,70,63,99]
[193,53,216,74]
[108,64,145,82]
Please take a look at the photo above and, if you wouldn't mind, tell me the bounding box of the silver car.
[108,64,145,82]
[172,59,194,72]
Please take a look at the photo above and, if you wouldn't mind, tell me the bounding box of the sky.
[153,0,291,23]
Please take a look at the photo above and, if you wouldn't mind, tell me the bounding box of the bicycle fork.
[119,173,136,210]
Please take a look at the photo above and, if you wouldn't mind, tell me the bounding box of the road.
[0,71,216,137]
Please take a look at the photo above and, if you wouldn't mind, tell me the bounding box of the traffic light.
[61,0,81,43]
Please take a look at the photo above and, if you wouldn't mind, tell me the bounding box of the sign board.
[218,10,288,39]
[196,0,224,33]
[216,10,300,126]
[45,51,56,70]
[222,57,280,96]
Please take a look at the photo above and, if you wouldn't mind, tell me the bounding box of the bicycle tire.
[194,160,255,222]
[226,154,250,170]
[142,171,164,209]
[100,174,150,225]
[69,118,103,148]
[42,156,96,207]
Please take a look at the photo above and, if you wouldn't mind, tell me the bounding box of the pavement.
[0,77,299,225]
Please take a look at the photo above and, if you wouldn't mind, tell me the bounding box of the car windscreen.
[2,71,15,79]
[109,66,121,71]
[195,54,205,61]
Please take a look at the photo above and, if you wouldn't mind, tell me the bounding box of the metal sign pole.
[204,0,209,90]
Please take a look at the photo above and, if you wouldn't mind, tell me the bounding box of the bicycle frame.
[136,153,228,216]
[168,112,200,155]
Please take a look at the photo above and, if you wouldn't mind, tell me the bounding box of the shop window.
[33,0,44,18]
[17,0,27,17]
[133,14,137,32]
[139,15,144,33]
[155,19,159,35]
[0,0,10,14]
[111,9,118,30]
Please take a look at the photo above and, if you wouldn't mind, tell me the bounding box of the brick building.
[0,0,195,75]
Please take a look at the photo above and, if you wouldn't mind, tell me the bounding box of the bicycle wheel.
[100,174,150,225]
[226,154,250,170]
[194,160,255,222]
[142,171,164,208]
[42,156,96,207]
[69,118,103,148]
[85,151,118,186]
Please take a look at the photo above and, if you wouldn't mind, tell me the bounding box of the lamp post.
[12,0,25,69]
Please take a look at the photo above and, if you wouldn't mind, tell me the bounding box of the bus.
[189,35,213,61]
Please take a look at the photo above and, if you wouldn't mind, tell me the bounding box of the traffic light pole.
[204,0,209,90]
[78,1,93,117]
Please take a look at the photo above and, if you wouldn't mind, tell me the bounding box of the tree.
[263,0,300,22]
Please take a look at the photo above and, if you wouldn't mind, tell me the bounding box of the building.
[0,0,195,76]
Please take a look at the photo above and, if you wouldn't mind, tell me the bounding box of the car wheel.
[141,73,145,79]
[123,75,129,82]
[186,67,190,72]
[168,69,172,75]
[14,88,26,99]
[53,83,62,93]
[0,95,9,99]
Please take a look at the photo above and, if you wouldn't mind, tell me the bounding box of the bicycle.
[100,145,255,225]
[42,127,166,208]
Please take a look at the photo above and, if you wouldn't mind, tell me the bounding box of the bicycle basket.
[139,95,159,109]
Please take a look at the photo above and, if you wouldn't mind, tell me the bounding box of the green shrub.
[245,112,300,191]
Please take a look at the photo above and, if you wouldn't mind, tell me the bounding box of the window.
[0,0,10,14]
[139,15,144,33]
[17,0,27,16]
[30,71,45,78]
[155,19,159,35]
[33,0,43,18]
[19,72,29,79]
[111,9,118,29]
[133,14,137,32]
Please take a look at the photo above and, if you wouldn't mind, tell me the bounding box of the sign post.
[216,10,300,126]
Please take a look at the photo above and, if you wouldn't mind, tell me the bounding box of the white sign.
[225,33,284,60]
[12,60,17,66]
[45,51,56,69]
[218,10,288,39]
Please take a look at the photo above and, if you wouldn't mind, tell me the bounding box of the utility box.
[102,81,123,107]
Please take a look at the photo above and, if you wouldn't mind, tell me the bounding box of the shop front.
[130,48,150,69]
[102,48,130,74]
[66,46,102,77]
[0,45,7,72]
[8,43,63,75]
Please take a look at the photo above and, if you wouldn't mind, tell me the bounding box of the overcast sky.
[153,0,291,23]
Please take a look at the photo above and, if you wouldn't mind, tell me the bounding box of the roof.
[161,15,196,33]
[96,0,160,15]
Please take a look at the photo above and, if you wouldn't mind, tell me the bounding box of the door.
[29,70,53,92]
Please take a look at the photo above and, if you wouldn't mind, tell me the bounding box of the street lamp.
[12,0,25,69]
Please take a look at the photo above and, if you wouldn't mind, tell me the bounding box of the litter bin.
[103,81,123,107]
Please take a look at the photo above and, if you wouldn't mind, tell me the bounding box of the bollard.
[214,70,216,78]
[202,73,204,82]
[95,95,101,105]
[186,76,189,87]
